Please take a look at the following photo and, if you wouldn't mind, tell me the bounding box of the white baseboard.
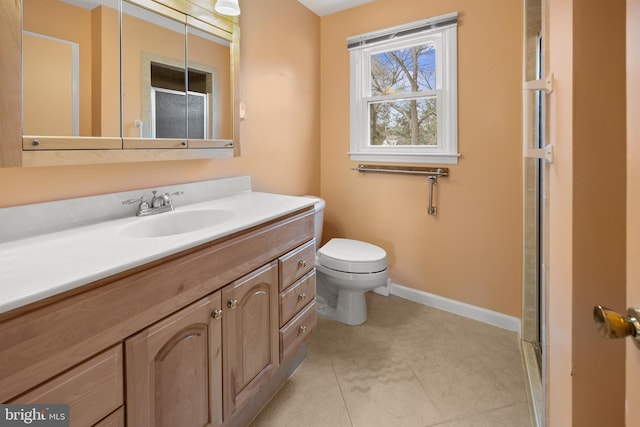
[389,282,521,333]
[371,278,391,297]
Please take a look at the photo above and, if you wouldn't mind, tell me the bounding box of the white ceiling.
[297,0,376,17]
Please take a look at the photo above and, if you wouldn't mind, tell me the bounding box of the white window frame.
[348,13,459,164]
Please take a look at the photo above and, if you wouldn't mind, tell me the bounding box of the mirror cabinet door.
[186,23,233,148]
[22,0,121,149]
[122,0,188,149]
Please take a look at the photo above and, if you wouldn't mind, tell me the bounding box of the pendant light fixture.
[215,0,241,16]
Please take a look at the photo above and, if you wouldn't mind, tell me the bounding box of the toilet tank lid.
[301,195,325,212]
[318,238,387,273]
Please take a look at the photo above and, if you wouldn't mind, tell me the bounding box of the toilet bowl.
[303,197,388,325]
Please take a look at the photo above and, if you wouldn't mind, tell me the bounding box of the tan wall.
[23,0,93,136]
[0,0,320,206]
[547,0,627,425]
[320,0,523,317]
[92,6,121,137]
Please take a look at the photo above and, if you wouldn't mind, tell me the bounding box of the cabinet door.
[125,292,223,427]
[222,261,279,417]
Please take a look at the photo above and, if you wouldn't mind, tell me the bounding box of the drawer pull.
[211,309,223,320]
[298,260,307,268]
[298,325,307,334]
[297,293,307,302]
[227,299,238,310]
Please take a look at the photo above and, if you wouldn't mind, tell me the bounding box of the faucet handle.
[164,190,183,208]
[122,196,149,216]
[122,195,148,206]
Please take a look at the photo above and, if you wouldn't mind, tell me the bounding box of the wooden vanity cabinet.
[0,207,316,426]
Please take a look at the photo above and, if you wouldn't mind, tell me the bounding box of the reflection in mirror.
[187,25,232,141]
[22,0,120,137]
[122,0,186,142]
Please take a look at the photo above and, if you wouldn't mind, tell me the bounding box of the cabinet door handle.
[227,299,238,309]
[298,260,306,268]
[211,309,223,320]
[298,325,307,334]
[297,293,307,302]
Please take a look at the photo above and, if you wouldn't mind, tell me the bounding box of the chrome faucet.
[122,190,183,216]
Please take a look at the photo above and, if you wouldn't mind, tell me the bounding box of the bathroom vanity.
[0,178,317,426]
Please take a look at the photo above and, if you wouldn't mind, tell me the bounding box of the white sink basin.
[119,209,235,238]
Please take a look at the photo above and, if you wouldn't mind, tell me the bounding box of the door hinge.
[524,74,554,94]
[524,144,554,163]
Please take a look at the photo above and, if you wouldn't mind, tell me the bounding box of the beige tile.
[446,402,532,427]
[254,358,352,427]
[405,336,528,422]
[333,353,444,427]
[256,294,531,427]
[308,316,396,363]
[386,304,474,354]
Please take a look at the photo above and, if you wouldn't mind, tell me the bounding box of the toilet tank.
[302,196,325,250]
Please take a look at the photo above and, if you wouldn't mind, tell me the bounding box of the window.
[349,13,459,164]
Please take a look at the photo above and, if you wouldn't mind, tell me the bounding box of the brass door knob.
[593,305,640,349]
[211,309,223,320]
[298,325,307,334]
[298,260,307,268]
[227,299,238,310]
[297,293,307,302]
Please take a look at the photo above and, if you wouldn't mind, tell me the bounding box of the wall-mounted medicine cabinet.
[0,0,240,167]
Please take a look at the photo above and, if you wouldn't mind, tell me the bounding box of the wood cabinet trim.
[0,0,22,167]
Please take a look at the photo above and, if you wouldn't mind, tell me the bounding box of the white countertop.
[0,191,315,315]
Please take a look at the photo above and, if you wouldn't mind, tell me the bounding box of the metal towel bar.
[352,164,449,177]
[352,164,449,216]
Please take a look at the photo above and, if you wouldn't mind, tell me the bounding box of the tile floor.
[252,293,532,427]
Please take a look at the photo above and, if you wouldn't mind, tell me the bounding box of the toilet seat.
[318,238,387,274]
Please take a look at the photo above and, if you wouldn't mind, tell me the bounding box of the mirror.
[186,25,232,141]
[22,0,120,138]
[14,0,237,162]
[122,0,187,146]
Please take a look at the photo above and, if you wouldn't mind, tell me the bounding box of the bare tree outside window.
[369,44,437,146]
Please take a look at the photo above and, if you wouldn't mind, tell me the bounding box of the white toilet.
[304,197,388,326]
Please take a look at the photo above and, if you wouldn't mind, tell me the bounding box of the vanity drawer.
[280,301,316,362]
[278,239,315,291]
[94,406,125,427]
[279,270,316,327]
[11,345,123,427]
